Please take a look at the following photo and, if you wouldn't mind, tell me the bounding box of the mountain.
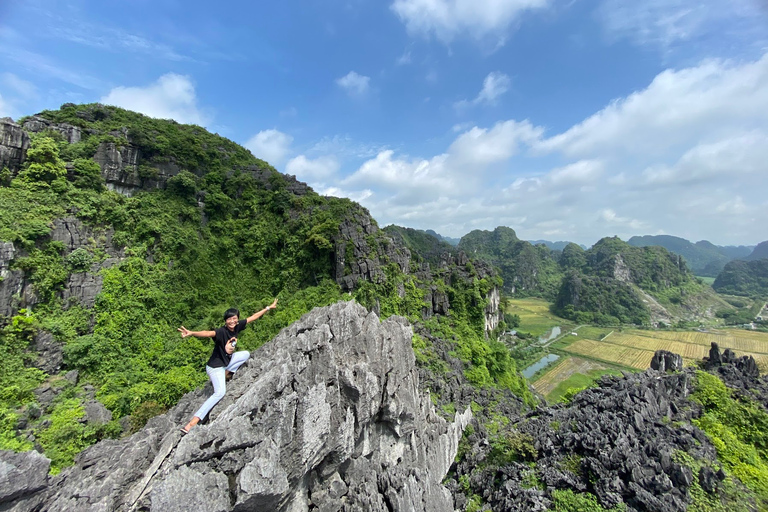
[0,103,509,472]
[554,236,728,325]
[745,241,768,261]
[424,229,460,246]
[383,225,459,268]
[528,239,586,251]
[627,234,754,277]
[458,226,563,299]
[713,258,768,297]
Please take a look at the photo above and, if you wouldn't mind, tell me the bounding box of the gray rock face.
[8,301,470,512]
[0,450,50,505]
[650,350,683,372]
[94,141,142,195]
[0,241,25,318]
[30,331,64,374]
[0,118,30,174]
[21,115,82,144]
[84,400,113,425]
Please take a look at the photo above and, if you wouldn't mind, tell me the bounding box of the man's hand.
[269,298,278,310]
[178,326,191,338]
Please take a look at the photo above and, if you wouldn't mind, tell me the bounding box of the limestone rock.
[84,400,113,425]
[0,241,25,317]
[94,141,142,195]
[9,301,470,512]
[0,450,50,505]
[30,330,64,374]
[0,117,30,174]
[21,115,82,144]
[650,350,683,373]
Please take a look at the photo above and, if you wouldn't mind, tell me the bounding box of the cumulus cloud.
[455,71,511,109]
[244,129,294,166]
[536,54,768,159]
[326,53,768,245]
[336,71,371,97]
[391,0,550,43]
[285,155,340,182]
[100,73,208,125]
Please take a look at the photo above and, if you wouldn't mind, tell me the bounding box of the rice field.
[532,356,613,397]
[557,328,768,372]
[506,298,572,337]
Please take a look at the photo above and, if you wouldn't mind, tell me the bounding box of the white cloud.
[391,0,550,43]
[100,73,208,125]
[448,120,542,166]
[336,71,371,97]
[397,51,412,65]
[322,53,768,245]
[244,129,293,166]
[455,71,511,109]
[285,155,340,182]
[536,54,768,159]
[642,131,768,186]
[597,0,768,51]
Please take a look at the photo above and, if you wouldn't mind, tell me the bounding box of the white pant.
[193,350,250,421]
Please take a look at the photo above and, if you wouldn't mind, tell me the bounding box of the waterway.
[538,326,561,344]
[522,353,560,379]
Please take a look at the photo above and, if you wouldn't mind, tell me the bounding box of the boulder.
[0,450,50,504]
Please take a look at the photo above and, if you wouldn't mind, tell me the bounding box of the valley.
[506,298,768,403]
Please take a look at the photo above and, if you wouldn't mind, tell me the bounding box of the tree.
[16,135,68,192]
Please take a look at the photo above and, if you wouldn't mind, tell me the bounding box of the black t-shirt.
[206,319,247,368]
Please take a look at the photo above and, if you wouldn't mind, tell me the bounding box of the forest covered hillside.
[0,103,529,473]
[627,235,753,277]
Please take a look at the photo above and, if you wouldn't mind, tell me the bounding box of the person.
[177,298,278,434]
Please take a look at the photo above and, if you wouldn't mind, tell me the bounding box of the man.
[178,298,278,434]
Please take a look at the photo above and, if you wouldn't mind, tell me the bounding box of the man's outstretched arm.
[246,298,278,324]
[178,326,216,338]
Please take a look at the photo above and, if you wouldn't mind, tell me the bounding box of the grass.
[697,276,716,286]
[507,298,573,337]
[546,368,624,403]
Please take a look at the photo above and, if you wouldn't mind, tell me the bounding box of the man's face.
[225,315,239,330]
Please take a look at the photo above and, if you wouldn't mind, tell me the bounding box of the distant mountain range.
[424,229,460,246]
[627,235,754,277]
[528,240,587,251]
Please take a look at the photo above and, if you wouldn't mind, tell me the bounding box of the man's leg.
[184,366,226,431]
[226,350,250,374]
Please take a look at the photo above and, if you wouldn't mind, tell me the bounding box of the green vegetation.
[672,451,755,512]
[458,226,563,299]
[713,259,768,299]
[547,369,621,403]
[691,371,768,507]
[550,489,626,512]
[553,236,713,326]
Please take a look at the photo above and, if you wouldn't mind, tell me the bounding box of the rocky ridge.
[0,301,471,512]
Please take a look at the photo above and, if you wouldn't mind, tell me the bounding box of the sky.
[1,0,767,247]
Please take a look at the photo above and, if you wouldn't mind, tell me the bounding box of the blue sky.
[1,0,767,246]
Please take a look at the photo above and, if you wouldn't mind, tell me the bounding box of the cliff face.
[1,301,471,512]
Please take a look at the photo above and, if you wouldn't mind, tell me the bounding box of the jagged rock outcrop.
[0,241,25,318]
[0,450,50,507]
[0,118,30,173]
[94,141,142,195]
[452,347,767,512]
[3,301,471,512]
[22,116,82,144]
[650,350,683,372]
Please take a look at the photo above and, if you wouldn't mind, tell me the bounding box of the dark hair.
[224,308,240,321]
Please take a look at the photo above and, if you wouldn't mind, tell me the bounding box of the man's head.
[224,308,240,330]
